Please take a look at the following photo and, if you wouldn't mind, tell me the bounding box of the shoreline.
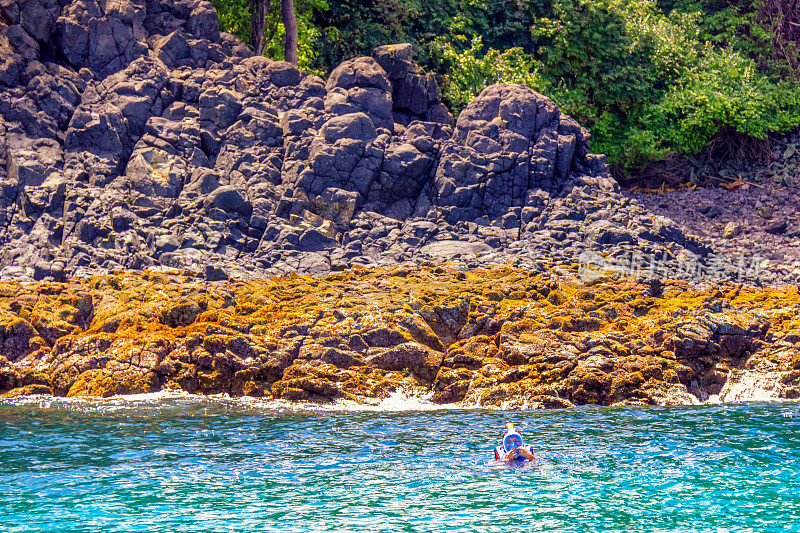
[3,388,799,411]
[0,389,465,412]
[2,265,798,408]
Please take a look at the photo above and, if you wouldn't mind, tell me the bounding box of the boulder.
[204,186,252,219]
[367,342,443,382]
[585,220,636,245]
[188,2,220,42]
[373,43,413,79]
[765,220,788,235]
[326,57,391,92]
[319,112,377,144]
[153,31,191,69]
[161,299,202,327]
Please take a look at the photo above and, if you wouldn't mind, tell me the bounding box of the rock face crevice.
[1,0,706,282]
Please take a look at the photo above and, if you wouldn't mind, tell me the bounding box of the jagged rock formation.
[0,0,705,282]
[1,267,798,405]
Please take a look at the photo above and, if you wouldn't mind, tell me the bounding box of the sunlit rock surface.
[0,0,706,281]
[1,266,798,406]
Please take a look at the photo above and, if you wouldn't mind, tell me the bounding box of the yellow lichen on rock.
[1,266,799,406]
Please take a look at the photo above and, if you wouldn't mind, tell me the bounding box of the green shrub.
[212,0,250,44]
[644,46,800,153]
[309,0,445,73]
[533,0,660,110]
[437,36,547,115]
[530,0,800,168]
[307,0,549,74]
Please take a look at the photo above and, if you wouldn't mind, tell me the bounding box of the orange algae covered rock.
[0,267,798,408]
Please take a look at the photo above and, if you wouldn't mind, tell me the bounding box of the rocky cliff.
[0,0,706,281]
[1,0,798,406]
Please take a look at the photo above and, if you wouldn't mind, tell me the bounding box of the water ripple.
[1,397,799,532]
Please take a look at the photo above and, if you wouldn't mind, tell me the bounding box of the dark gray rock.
[6,24,40,61]
[373,43,413,80]
[120,115,209,202]
[55,0,148,77]
[266,60,303,87]
[204,264,228,281]
[327,57,391,93]
[0,0,716,284]
[153,31,191,69]
[426,103,454,127]
[204,186,252,219]
[320,112,377,144]
[19,0,59,43]
[199,86,243,130]
[110,205,135,231]
[700,204,722,219]
[393,72,429,115]
[367,140,433,204]
[298,228,336,252]
[63,55,172,184]
[585,220,636,245]
[6,135,62,187]
[156,234,180,254]
[765,220,788,235]
[325,86,393,132]
[188,1,220,42]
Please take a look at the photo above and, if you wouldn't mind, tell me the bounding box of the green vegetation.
[438,36,545,113]
[523,0,800,167]
[211,0,329,74]
[210,0,800,170]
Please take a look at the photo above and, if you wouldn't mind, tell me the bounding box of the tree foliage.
[210,0,800,168]
[524,0,800,167]
[437,36,547,114]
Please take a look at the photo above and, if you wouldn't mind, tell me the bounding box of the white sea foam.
[0,389,195,411]
[1,388,468,412]
[251,389,466,413]
[6,372,793,411]
[335,389,459,412]
[708,369,789,404]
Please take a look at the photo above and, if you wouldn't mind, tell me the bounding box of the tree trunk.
[281,0,298,65]
[250,0,271,55]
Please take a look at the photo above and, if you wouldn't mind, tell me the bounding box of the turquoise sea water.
[1,395,799,532]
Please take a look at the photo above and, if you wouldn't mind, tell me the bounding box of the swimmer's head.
[503,433,523,450]
[502,422,524,451]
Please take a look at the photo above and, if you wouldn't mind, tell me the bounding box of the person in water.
[495,422,536,462]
